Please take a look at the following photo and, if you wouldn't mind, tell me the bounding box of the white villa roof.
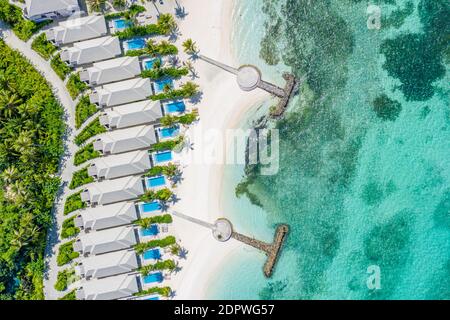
[45,15,107,45]
[88,150,151,180]
[99,100,163,129]
[89,78,152,107]
[25,0,79,18]
[80,56,141,85]
[76,274,139,300]
[74,202,138,231]
[61,36,121,66]
[93,125,156,155]
[75,250,138,280]
[80,176,145,205]
[73,226,137,256]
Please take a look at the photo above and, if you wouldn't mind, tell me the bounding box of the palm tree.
[162,163,178,178]
[87,0,106,13]
[146,39,157,56]
[181,81,199,97]
[182,39,198,55]
[183,60,198,78]
[2,166,18,183]
[0,90,22,118]
[160,115,177,127]
[157,14,177,35]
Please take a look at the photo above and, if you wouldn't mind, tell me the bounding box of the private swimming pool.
[126,38,146,50]
[140,224,159,237]
[154,151,172,163]
[159,126,179,138]
[143,248,161,260]
[165,101,186,113]
[114,19,131,29]
[155,78,173,93]
[141,201,161,213]
[143,272,163,284]
[147,175,166,188]
[144,57,162,70]
[146,296,160,300]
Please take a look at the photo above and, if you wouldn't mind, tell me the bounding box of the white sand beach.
[167,0,270,299]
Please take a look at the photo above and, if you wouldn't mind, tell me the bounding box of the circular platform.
[236,65,261,91]
[212,218,233,242]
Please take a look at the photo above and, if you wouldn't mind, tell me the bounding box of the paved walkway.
[2,27,78,300]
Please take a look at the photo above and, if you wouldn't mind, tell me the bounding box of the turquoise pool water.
[155,78,173,93]
[114,19,131,29]
[143,248,161,260]
[165,101,186,113]
[209,0,450,300]
[147,176,166,188]
[154,151,172,163]
[159,126,179,138]
[140,224,159,237]
[126,38,146,50]
[146,296,160,300]
[141,201,161,213]
[145,58,162,70]
[143,272,163,284]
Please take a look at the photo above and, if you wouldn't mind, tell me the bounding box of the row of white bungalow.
[42,12,183,300]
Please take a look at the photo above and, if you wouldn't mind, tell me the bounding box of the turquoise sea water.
[208,0,449,299]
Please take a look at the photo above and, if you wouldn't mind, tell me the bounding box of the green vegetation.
[182,38,198,55]
[75,96,98,129]
[372,94,402,121]
[140,188,173,203]
[0,41,65,299]
[144,163,178,178]
[133,286,171,297]
[58,289,76,300]
[61,216,80,239]
[57,241,79,266]
[104,4,145,20]
[51,54,72,80]
[54,269,75,291]
[0,0,46,41]
[126,40,178,57]
[74,143,101,166]
[141,67,188,80]
[64,191,86,215]
[75,117,106,146]
[151,82,199,101]
[134,236,176,255]
[160,110,198,126]
[69,167,94,190]
[66,73,88,99]
[31,33,57,60]
[169,243,181,256]
[150,136,184,152]
[139,259,176,276]
[115,13,176,39]
[134,214,173,228]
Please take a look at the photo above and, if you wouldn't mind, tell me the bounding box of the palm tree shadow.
[189,91,203,104]
[170,194,181,204]
[174,0,188,19]
[178,247,189,259]
[169,290,177,299]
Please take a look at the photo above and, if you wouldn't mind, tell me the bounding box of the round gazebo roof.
[212,218,233,242]
[236,65,261,91]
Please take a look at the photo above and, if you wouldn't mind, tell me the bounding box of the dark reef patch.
[362,181,385,206]
[258,280,288,299]
[380,1,449,101]
[372,94,402,121]
[433,190,450,229]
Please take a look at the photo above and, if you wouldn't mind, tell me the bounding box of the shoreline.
[171,0,270,299]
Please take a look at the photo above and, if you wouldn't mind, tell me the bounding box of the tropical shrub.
[140,188,173,203]
[0,40,64,299]
[57,241,79,266]
[150,136,184,152]
[139,259,176,276]
[141,67,188,80]
[74,143,101,166]
[66,73,88,99]
[31,33,57,60]
[74,117,106,146]
[64,191,86,215]
[160,111,198,126]
[134,214,173,228]
[151,82,199,101]
[134,236,176,254]
[75,96,98,129]
[133,286,171,297]
[104,4,145,20]
[54,269,75,291]
[61,216,80,239]
[69,166,94,190]
[0,0,45,41]
[58,289,76,300]
[51,54,71,80]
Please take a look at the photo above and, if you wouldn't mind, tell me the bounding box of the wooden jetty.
[232,224,289,277]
